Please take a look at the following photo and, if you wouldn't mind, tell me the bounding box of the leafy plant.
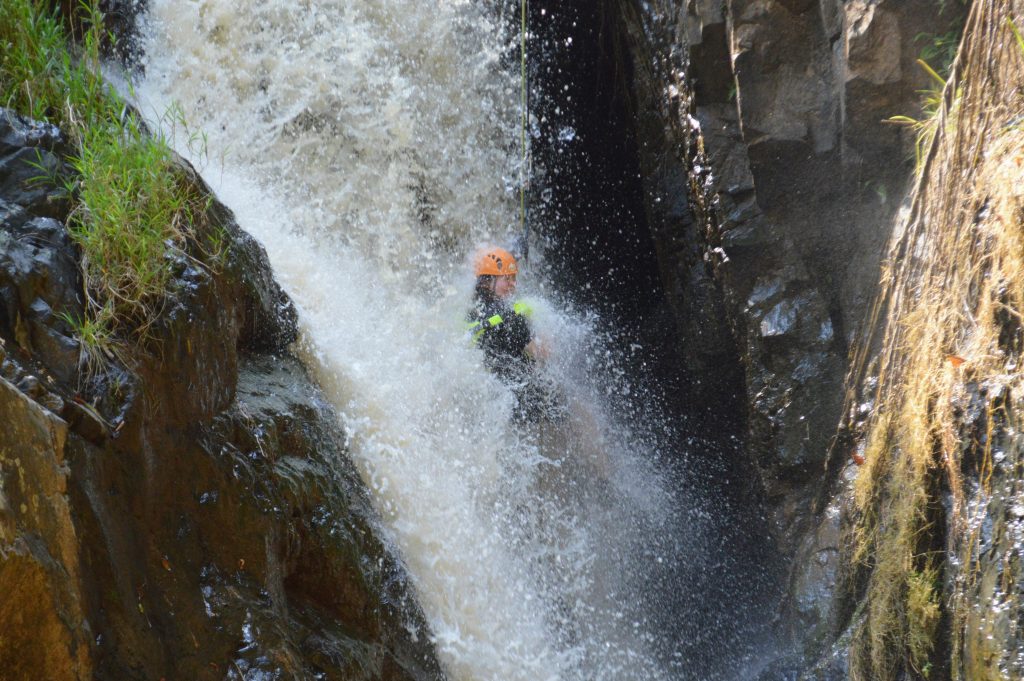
[886,59,957,173]
[1,0,218,366]
[916,30,962,81]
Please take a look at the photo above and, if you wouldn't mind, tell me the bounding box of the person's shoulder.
[512,298,536,318]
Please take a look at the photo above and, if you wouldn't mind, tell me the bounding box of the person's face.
[493,274,517,299]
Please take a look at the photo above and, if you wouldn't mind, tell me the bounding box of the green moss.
[906,566,941,677]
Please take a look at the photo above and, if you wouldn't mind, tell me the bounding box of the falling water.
[135,1,770,679]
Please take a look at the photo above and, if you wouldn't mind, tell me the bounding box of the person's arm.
[526,334,550,361]
[512,299,549,362]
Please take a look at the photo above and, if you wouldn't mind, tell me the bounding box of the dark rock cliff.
[621,0,962,534]
[0,109,441,680]
[602,0,967,673]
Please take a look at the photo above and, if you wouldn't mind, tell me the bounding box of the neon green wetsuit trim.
[466,314,506,344]
[513,301,534,317]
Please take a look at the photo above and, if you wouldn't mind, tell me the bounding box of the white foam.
[136,2,675,678]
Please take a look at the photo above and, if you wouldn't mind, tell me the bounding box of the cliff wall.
[839,3,1024,679]
[612,0,976,674]
[0,109,441,680]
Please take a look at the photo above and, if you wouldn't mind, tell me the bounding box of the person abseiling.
[467,245,562,423]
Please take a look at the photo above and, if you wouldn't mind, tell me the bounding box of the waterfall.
[135,2,748,679]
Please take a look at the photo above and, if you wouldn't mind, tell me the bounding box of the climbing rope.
[518,0,530,261]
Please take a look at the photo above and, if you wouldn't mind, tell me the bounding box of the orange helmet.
[474,246,518,277]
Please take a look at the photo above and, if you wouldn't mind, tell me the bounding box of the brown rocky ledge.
[0,108,441,681]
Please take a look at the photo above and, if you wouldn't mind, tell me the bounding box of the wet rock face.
[611,0,966,670]
[0,112,81,384]
[612,2,748,428]
[0,108,440,681]
[947,387,1024,680]
[0,112,70,218]
[677,0,963,507]
[0,210,82,384]
[616,0,964,533]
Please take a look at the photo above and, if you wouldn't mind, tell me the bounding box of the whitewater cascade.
[136,2,727,679]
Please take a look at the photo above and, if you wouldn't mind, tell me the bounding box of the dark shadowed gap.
[524,0,691,421]
[522,0,763,488]
[520,2,789,679]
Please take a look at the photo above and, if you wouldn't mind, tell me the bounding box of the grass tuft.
[59,305,123,374]
[1,0,218,371]
[886,60,960,174]
[67,113,206,334]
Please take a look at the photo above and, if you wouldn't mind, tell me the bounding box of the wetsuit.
[470,297,532,380]
[468,295,564,423]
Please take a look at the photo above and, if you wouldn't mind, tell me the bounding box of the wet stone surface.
[954,388,1024,680]
[0,107,441,681]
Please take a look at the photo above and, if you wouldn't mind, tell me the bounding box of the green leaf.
[1008,17,1024,56]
